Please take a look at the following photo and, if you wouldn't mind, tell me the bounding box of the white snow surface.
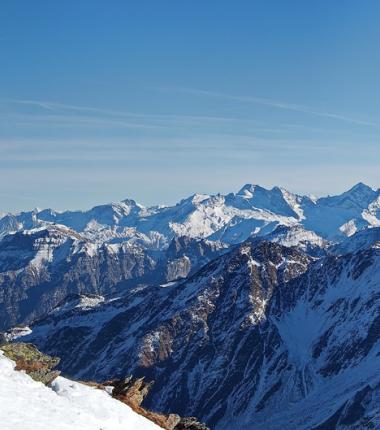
[0,352,159,430]
[2,183,380,250]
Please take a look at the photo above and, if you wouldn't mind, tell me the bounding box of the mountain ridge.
[10,238,380,429]
[1,183,379,428]
[1,183,380,246]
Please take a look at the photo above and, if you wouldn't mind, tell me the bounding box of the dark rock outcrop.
[0,342,60,385]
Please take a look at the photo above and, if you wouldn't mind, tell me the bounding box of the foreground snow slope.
[0,352,159,430]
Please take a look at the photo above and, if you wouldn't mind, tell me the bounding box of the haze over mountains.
[1,182,380,429]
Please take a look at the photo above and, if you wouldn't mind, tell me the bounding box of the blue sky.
[1,0,380,211]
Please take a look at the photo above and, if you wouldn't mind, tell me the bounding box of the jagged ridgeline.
[1,183,380,429]
[1,183,380,331]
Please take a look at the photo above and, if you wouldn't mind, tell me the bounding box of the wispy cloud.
[12,99,137,117]
[4,97,379,145]
[9,98,259,124]
[4,112,164,131]
[157,87,379,128]
[2,133,379,165]
[4,98,304,134]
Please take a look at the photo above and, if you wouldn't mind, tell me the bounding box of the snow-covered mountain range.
[12,239,380,429]
[1,182,380,331]
[1,182,380,429]
[1,182,380,247]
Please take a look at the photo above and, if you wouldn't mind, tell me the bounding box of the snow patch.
[0,352,159,430]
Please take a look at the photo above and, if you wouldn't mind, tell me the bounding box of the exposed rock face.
[0,227,225,330]
[0,342,60,385]
[111,376,154,409]
[0,332,6,345]
[174,418,209,430]
[99,376,208,430]
[0,226,156,330]
[160,236,228,282]
[12,239,380,429]
[15,240,356,429]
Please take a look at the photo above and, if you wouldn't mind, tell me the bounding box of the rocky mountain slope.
[0,225,226,330]
[11,238,380,429]
[1,183,380,429]
[1,182,380,331]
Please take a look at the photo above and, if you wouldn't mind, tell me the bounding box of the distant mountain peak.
[178,193,211,207]
[1,182,380,246]
[191,193,211,205]
[348,182,375,193]
[235,183,300,218]
[237,183,269,198]
[120,198,144,208]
